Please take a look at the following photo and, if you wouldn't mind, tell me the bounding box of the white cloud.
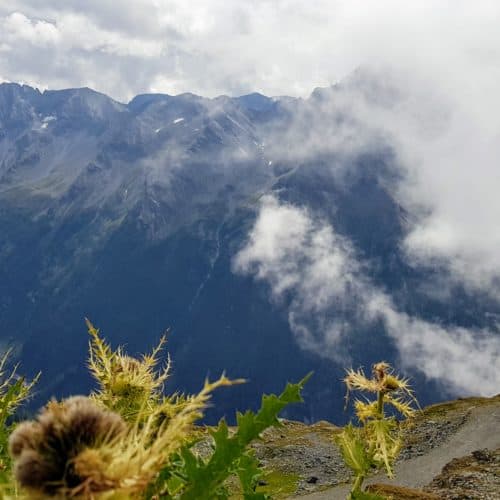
[358,68,500,296]
[1,11,162,58]
[0,1,494,101]
[2,12,60,47]
[234,195,366,360]
[256,59,500,298]
[234,196,500,396]
[367,294,500,397]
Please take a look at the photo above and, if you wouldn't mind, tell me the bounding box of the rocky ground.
[244,395,500,499]
[364,448,500,500]
[252,420,349,496]
[424,447,500,499]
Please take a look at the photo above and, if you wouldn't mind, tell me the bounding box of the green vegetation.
[0,321,308,499]
[255,470,300,498]
[0,350,39,488]
[335,362,418,500]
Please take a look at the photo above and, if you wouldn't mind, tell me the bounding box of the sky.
[1,1,498,101]
[2,1,500,393]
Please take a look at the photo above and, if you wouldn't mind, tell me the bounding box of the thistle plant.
[86,318,175,423]
[0,350,39,487]
[5,321,308,499]
[335,362,417,500]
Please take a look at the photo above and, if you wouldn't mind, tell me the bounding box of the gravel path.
[298,401,500,499]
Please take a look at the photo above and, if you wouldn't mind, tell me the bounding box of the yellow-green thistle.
[8,379,239,498]
[0,350,39,422]
[86,319,173,423]
[335,362,418,499]
[82,321,245,496]
[2,320,306,499]
[0,349,39,491]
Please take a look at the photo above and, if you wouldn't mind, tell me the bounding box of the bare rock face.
[425,448,500,500]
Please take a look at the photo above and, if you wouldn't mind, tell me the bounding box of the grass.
[259,419,340,447]
[256,470,301,498]
[226,467,300,498]
[419,395,500,419]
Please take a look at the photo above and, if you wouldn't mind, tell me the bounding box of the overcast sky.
[0,1,498,101]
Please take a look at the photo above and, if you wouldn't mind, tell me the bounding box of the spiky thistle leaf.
[354,400,379,422]
[236,452,269,500]
[344,368,380,393]
[334,423,371,476]
[367,418,400,477]
[385,395,416,419]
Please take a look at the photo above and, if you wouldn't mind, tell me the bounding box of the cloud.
[367,294,500,397]
[258,58,500,298]
[2,12,60,47]
[363,67,500,297]
[234,195,500,396]
[1,1,496,101]
[233,195,367,359]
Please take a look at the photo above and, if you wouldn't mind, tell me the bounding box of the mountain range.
[1,72,498,422]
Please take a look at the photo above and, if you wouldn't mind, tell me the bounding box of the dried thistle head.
[9,376,239,498]
[372,362,413,395]
[373,362,391,383]
[9,396,126,497]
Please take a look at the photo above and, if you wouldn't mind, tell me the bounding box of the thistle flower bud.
[373,362,390,382]
[9,396,125,496]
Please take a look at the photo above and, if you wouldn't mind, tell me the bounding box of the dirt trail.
[298,402,500,499]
